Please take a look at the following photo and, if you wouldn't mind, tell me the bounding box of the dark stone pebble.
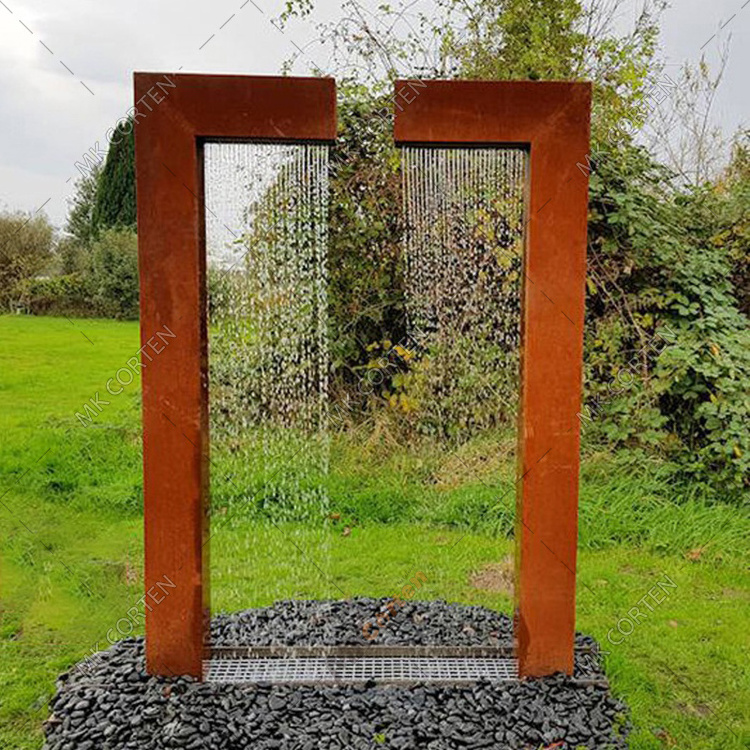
[43,599,630,749]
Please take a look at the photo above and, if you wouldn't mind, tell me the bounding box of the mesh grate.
[204,656,518,684]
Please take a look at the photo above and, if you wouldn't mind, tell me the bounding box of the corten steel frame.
[134,72,336,678]
[394,80,591,677]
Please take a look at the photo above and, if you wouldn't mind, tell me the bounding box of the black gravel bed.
[44,599,630,749]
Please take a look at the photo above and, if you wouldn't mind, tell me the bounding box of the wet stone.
[43,600,630,749]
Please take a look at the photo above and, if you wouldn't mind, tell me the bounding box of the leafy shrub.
[709,133,750,316]
[90,228,139,319]
[16,228,139,319]
[56,235,90,275]
[0,211,54,311]
[386,337,519,440]
[327,87,407,391]
[16,273,93,317]
[583,146,750,497]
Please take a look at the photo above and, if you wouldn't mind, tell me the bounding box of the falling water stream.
[202,140,528,619]
[401,146,528,438]
[204,142,332,610]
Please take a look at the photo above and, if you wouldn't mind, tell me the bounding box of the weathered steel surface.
[134,73,336,677]
[394,80,592,677]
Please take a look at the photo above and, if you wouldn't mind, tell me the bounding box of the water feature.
[202,140,528,615]
[204,142,333,610]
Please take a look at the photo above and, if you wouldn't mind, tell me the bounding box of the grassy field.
[0,315,748,749]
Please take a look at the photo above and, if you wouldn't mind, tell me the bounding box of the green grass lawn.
[1,315,748,749]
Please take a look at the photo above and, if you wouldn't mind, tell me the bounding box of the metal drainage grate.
[204,656,519,685]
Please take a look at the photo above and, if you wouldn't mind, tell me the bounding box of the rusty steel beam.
[134,73,336,677]
[394,80,591,677]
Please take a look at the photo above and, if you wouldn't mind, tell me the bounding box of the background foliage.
[7,121,139,319]
[5,0,747,497]
[91,121,137,234]
[0,212,54,312]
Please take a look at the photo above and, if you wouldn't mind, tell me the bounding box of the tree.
[281,0,665,140]
[90,228,139,319]
[63,120,137,297]
[708,132,750,316]
[326,86,407,393]
[0,211,54,311]
[92,120,136,232]
[644,52,729,186]
[275,0,664,393]
[66,164,101,247]
[276,0,750,494]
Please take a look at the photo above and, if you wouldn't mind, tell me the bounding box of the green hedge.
[16,228,139,320]
[15,274,94,317]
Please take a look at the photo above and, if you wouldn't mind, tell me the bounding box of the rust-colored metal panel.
[134,73,336,677]
[395,79,591,677]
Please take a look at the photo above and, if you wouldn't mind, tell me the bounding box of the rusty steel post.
[134,73,336,677]
[394,79,591,677]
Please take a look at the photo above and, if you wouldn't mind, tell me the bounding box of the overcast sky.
[0,0,747,227]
